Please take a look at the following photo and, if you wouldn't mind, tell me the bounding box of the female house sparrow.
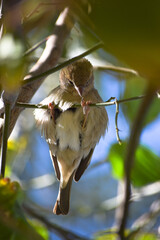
[34,58,108,215]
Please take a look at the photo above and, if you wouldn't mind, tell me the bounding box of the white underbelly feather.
[56,110,82,152]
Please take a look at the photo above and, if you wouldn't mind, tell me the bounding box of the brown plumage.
[34,58,108,215]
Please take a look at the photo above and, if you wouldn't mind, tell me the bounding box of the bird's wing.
[74,148,94,182]
[82,88,108,149]
[50,153,60,181]
[34,86,61,143]
[47,86,81,111]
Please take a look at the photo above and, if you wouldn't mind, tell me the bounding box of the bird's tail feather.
[53,173,73,215]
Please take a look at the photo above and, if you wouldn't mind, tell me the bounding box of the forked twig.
[115,98,122,145]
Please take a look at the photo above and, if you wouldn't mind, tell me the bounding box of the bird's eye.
[68,80,73,85]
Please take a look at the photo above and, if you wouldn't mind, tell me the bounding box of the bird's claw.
[81,100,91,115]
[81,100,91,128]
[48,102,55,121]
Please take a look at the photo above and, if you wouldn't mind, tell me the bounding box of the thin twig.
[0,0,4,39]
[16,102,52,109]
[0,103,11,177]
[0,0,3,19]
[23,36,50,57]
[117,86,157,240]
[16,94,148,110]
[23,204,91,240]
[16,94,150,148]
[94,65,138,76]
[115,98,122,145]
[88,159,107,171]
[15,93,159,150]
[15,94,154,148]
[25,2,65,20]
[104,96,122,144]
[22,41,104,85]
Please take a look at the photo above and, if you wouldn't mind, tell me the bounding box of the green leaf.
[94,232,157,240]
[0,178,21,212]
[108,143,126,179]
[95,234,117,240]
[133,146,160,186]
[108,142,160,187]
[94,232,118,240]
[130,232,157,240]
[29,220,49,240]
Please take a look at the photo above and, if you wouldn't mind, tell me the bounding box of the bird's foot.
[48,102,55,122]
[81,100,91,128]
[81,100,91,114]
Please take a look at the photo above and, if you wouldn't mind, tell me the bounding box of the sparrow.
[34,58,108,215]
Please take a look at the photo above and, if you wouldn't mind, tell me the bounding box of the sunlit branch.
[94,65,138,76]
[0,7,75,144]
[22,41,104,85]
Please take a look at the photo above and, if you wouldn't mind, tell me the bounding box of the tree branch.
[0,103,11,177]
[94,65,138,76]
[0,7,74,145]
[15,94,149,109]
[0,0,3,39]
[115,98,122,145]
[16,94,157,148]
[117,85,157,240]
[22,41,103,85]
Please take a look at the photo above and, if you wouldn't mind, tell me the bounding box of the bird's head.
[59,58,94,97]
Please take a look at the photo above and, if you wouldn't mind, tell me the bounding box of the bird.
[34,58,108,215]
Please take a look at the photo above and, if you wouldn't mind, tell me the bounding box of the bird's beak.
[75,86,84,97]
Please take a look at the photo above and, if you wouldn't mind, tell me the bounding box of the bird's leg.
[81,100,91,128]
[48,102,55,123]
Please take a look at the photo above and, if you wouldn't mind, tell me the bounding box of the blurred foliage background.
[0,0,160,239]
